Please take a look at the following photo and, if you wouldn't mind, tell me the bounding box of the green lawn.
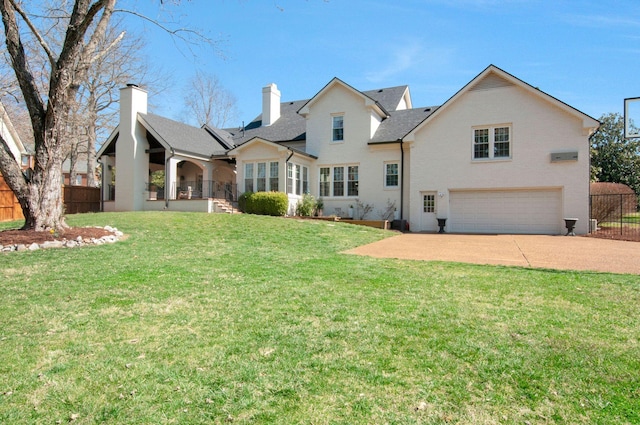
[1,212,639,424]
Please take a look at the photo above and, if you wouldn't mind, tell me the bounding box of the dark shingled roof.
[370,106,439,144]
[227,85,418,147]
[139,113,232,157]
[226,99,308,146]
[362,85,409,113]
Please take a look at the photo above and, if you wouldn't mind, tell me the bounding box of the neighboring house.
[0,101,31,170]
[0,101,30,222]
[98,65,599,234]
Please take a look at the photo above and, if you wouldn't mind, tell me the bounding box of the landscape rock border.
[0,226,124,253]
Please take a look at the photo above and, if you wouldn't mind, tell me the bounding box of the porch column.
[102,156,115,200]
[165,155,180,200]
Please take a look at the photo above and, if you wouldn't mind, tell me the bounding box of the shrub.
[240,191,288,216]
[238,191,253,213]
[296,193,316,217]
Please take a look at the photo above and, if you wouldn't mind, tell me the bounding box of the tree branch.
[7,0,57,69]
[114,8,214,46]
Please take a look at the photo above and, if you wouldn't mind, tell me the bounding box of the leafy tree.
[591,113,640,196]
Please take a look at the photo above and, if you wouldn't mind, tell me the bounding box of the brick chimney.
[262,83,281,126]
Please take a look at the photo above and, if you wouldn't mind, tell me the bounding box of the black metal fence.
[589,193,640,239]
[169,180,237,202]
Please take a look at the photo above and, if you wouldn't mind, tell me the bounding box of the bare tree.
[183,71,238,128]
[68,20,161,187]
[0,0,202,231]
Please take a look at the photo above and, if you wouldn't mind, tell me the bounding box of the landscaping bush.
[296,193,316,216]
[240,191,288,216]
[238,191,253,213]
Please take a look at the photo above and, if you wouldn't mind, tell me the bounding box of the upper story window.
[332,115,344,142]
[473,125,511,160]
[385,162,399,188]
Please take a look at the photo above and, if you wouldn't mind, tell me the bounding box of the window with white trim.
[384,162,399,188]
[473,125,511,160]
[318,165,359,197]
[319,167,331,197]
[269,161,279,191]
[286,163,308,195]
[332,115,344,142]
[244,163,254,192]
[244,161,280,192]
[257,162,266,192]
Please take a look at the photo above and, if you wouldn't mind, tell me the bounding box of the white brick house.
[99,65,599,234]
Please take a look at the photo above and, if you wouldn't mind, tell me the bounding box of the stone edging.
[0,226,124,253]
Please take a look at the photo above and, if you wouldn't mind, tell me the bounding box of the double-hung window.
[245,161,280,192]
[333,167,344,196]
[319,165,359,197]
[385,163,399,188]
[269,162,279,191]
[319,167,331,197]
[473,125,511,160]
[244,163,254,192]
[286,163,308,195]
[256,162,266,192]
[332,115,344,142]
[347,166,358,196]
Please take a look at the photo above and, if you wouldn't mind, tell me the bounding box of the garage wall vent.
[550,151,578,162]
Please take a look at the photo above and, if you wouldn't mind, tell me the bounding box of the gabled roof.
[370,106,438,144]
[405,64,600,140]
[297,77,391,119]
[362,85,412,112]
[227,136,317,159]
[228,81,415,149]
[139,113,233,157]
[98,113,234,159]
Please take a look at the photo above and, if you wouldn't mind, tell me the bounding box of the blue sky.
[121,0,640,127]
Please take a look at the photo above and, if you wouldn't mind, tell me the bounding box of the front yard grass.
[1,212,639,424]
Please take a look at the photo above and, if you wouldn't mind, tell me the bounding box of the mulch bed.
[0,227,115,246]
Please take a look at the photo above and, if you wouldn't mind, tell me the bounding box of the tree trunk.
[24,145,67,231]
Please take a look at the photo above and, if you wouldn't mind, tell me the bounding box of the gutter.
[165,148,175,209]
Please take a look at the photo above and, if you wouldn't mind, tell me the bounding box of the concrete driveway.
[345,234,640,275]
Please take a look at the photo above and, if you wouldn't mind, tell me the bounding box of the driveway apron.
[345,234,640,275]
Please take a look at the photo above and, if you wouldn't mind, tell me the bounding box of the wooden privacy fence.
[63,186,100,214]
[0,175,24,222]
[0,177,100,222]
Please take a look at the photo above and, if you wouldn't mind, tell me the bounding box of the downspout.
[399,139,404,220]
[165,148,175,209]
[285,147,295,215]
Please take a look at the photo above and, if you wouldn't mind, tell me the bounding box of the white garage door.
[449,189,562,234]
